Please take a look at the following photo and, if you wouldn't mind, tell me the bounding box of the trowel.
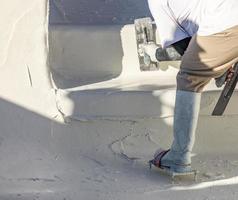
[134,17,181,71]
[134,17,159,71]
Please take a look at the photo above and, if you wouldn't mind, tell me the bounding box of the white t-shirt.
[148,0,238,47]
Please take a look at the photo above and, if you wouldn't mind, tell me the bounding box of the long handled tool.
[212,63,238,116]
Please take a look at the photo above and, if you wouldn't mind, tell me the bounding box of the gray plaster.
[2,0,238,199]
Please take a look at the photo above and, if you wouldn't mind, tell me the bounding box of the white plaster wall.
[0,0,58,118]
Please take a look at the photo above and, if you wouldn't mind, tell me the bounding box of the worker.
[143,0,238,173]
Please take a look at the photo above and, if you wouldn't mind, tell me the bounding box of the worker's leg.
[160,26,238,172]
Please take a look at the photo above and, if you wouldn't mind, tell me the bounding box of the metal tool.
[135,17,159,71]
[212,63,238,116]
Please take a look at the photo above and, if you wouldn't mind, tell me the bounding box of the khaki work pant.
[177,25,238,92]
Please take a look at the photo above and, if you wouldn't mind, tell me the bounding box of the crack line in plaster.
[0,2,41,68]
[108,121,141,161]
[54,89,70,124]
[145,132,159,145]
[79,154,105,167]
[27,65,33,87]
[0,176,57,183]
[62,115,174,122]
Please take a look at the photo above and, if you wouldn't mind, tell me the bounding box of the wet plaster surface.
[0,96,238,199]
[49,119,238,200]
[2,0,238,199]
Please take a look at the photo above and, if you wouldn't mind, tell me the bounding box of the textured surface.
[1,0,238,199]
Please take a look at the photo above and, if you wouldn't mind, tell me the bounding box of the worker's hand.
[139,42,160,63]
[216,67,235,88]
[226,67,235,82]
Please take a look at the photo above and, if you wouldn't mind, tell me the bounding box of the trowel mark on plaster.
[17,178,56,182]
[79,154,105,167]
[0,176,57,183]
[27,65,33,87]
